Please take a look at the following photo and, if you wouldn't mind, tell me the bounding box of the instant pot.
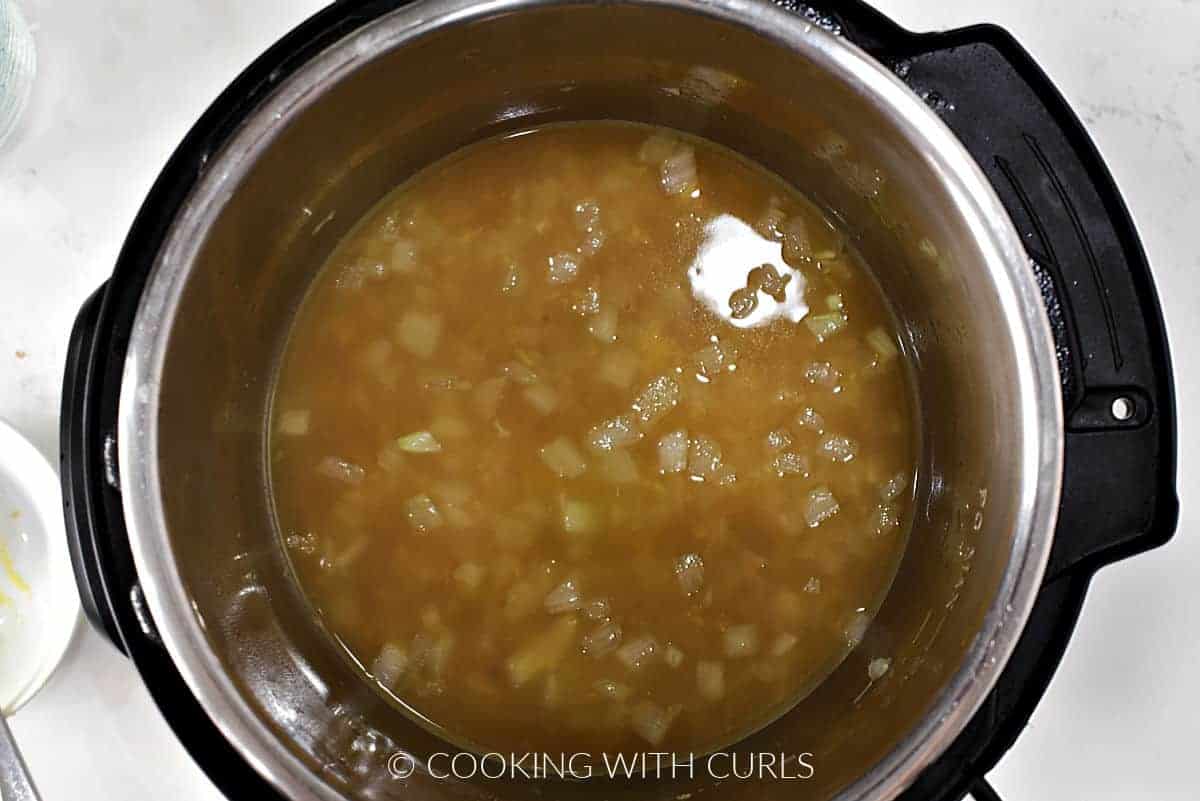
[60,1,1178,800]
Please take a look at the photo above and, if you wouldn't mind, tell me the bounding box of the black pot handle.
[61,282,134,653]
[801,1,1180,581]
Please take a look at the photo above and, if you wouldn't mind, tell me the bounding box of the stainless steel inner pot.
[116,0,1063,799]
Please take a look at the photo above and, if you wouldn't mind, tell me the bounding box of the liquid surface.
[272,123,917,756]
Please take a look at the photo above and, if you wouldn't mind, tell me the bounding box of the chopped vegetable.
[868,657,892,681]
[539,437,588,478]
[394,431,442,454]
[522,383,560,415]
[765,429,793,451]
[674,553,705,596]
[278,410,310,436]
[795,406,825,431]
[598,347,638,388]
[658,430,689,473]
[404,494,444,532]
[506,616,579,686]
[453,562,487,593]
[804,486,840,527]
[880,472,909,501]
[631,700,681,746]
[771,633,799,657]
[687,435,723,479]
[805,312,848,342]
[819,433,858,463]
[547,252,580,284]
[395,311,442,359]
[770,451,810,477]
[867,326,899,361]
[587,306,619,343]
[317,457,366,484]
[594,450,640,484]
[722,624,760,658]
[372,643,409,688]
[390,238,418,274]
[660,147,698,196]
[586,414,642,452]
[615,635,659,671]
[664,644,685,669]
[696,660,725,700]
[561,498,600,534]
[583,621,623,657]
[545,579,584,614]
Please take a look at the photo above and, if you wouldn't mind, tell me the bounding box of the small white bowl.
[0,418,80,714]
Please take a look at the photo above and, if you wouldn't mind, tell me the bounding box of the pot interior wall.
[152,3,1036,799]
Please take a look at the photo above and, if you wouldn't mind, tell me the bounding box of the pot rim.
[115,1,1064,799]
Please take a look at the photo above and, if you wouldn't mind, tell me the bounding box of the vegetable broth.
[271,122,917,756]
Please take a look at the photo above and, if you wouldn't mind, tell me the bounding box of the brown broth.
[271,122,918,757]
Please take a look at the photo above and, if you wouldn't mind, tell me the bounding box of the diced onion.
[395,311,443,359]
[545,579,583,614]
[371,643,409,688]
[473,377,509,420]
[770,451,810,477]
[696,660,725,701]
[615,635,659,670]
[595,450,640,484]
[638,132,678,164]
[658,430,689,474]
[765,429,792,451]
[845,610,871,648]
[390,238,418,274]
[395,431,442,454]
[693,342,727,378]
[453,562,486,592]
[772,633,799,657]
[870,504,901,535]
[781,216,811,264]
[278,410,310,436]
[547,252,580,284]
[664,644,685,669]
[598,347,638,388]
[804,577,822,594]
[880,472,909,501]
[561,498,600,534]
[804,486,840,527]
[868,657,892,681]
[585,598,611,621]
[500,263,524,295]
[674,553,705,596]
[317,457,366,484]
[722,624,760,658]
[539,437,588,478]
[585,414,642,452]
[804,312,848,342]
[803,361,841,389]
[404,494,444,532]
[867,326,899,361]
[819,433,858,463]
[522,383,560,415]
[660,147,698,196]
[571,286,602,316]
[583,621,623,657]
[688,435,723,479]
[587,306,619,343]
[506,616,578,687]
[825,293,844,311]
[631,701,681,746]
[795,406,825,431]
[501,360,539,385]
[632,375,681,426]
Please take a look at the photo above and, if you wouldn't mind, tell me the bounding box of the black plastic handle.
[800,1,1179,582]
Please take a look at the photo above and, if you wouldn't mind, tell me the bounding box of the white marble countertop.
[1,1,1196,799]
